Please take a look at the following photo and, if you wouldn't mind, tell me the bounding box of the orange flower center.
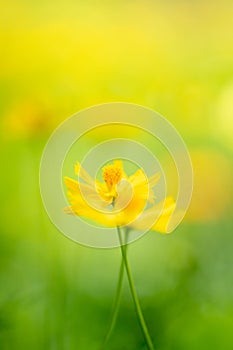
[102,164,123,189]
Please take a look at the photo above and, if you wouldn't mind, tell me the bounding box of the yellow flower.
[64,160,175,233]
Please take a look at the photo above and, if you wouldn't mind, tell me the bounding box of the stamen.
[102,162,123,189]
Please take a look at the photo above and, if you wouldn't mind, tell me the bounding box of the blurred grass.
[1,0,233,349]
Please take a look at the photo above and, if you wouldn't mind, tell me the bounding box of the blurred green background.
[1,0,233,349]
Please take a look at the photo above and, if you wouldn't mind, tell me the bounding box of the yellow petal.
[74,162,95,186]
[148,172,160,188]
[114,179,133,211]
[128,169,146,186]
[64,176,109,210]
[68,191,117,227]
[128,197,176,233]
[120,197,146,226]
[128,169,160,204]
[64,176,120,226]
[96,181,116,203]
[151,198,176,233]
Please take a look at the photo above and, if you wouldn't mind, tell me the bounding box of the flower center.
[102,163,123,189]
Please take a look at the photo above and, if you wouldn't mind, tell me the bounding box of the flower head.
[64,160,175,233]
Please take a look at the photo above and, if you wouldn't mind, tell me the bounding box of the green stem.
[99,258,125,349]
[117,226,155,350]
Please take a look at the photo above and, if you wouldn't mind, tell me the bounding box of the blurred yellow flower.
[185,150,232,222]
[64,160,175,233]
[3,101,53,139]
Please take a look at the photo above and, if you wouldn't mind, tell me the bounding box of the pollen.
[102,162,123,188]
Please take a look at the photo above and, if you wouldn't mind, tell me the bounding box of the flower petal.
[148,173,160,188]
[114,179,133,210]
[66,189,117,227]
[128,197,176,233]
[75,162,95,186]
[128,169,160,204]
[64,176,109,210]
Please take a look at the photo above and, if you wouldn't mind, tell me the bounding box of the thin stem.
[99,258,125,349]
[117,226,155,350]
